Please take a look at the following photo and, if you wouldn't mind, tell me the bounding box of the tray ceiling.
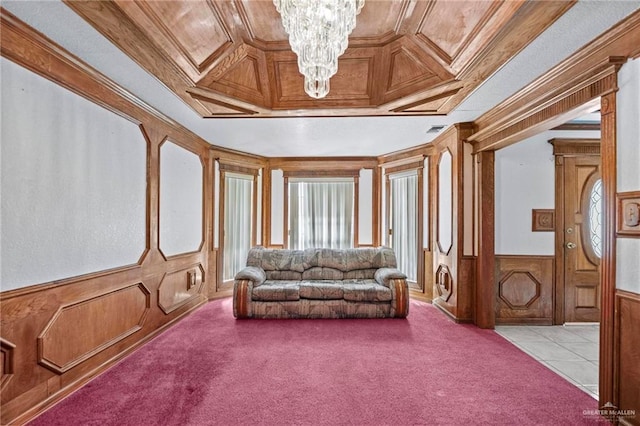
[65,0,575,118]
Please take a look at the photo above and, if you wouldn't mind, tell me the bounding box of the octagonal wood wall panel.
[158,264,205,314]
[495,256,554,324]
[37,283,150,374]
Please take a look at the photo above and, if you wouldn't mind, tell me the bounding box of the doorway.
[551,139,602,324]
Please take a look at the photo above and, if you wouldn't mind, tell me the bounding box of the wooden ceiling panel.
[236,0,288,42]
[417,0,499,64]
[350,0,407,40]
[202,46,269,108]
[388,47,437,91]
[116,0,233,74]
[272,52,372,109]
[66,0,576,117]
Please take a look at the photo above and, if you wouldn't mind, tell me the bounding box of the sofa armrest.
[235,266,266,285]
[233,279,255,319]
[374,268,407,287]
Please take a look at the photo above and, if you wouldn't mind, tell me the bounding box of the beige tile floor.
[495,324,600,400]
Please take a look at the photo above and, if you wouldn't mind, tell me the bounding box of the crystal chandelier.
[273,0,365,99]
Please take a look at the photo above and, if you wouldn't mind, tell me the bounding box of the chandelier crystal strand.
[274,0,365,99]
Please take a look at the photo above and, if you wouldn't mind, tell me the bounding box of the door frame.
[550,138,602,324]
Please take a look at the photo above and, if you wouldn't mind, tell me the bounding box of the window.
[288,179,354,249]
[389,171,418,282]
[223,173,254,282]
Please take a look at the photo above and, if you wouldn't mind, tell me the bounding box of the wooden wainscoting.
[495,256,554,325]
[0,255,207,425]
[0,11,256,424]
[615,290,640,425]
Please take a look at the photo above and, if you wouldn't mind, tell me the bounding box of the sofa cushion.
[248,248,306,272]
[299,281,344,300]
[266,270,302,281]
[252,281,300,301]
[343,268,377,280]
[302,267,343,280]
[342,282,392,302]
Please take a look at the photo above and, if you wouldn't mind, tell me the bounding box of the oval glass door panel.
[588,178,602,259]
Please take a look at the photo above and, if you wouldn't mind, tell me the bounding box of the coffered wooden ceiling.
[65,0,575,118]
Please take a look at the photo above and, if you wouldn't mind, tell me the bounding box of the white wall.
[159,141,203,257]
[616,57,640,293]
[495,129,600,255]
[0,58,146,290]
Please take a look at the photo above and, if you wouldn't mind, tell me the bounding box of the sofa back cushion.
[246,247,397,280]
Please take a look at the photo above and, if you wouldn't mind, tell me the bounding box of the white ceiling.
[3,0,639,157]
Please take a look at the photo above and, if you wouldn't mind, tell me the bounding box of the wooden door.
[562,155,601,322]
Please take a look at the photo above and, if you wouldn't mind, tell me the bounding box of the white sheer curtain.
[390,172,418,282]
[223,174,253,281]
[289,180,354,249]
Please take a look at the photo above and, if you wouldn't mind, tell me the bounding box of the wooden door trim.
[551,138,601,325]
[599,91,617,408]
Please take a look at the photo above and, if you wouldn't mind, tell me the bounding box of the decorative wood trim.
[37,282,151,374]
[495,255,554,325]
[10,299,206,426]
[599,90,617,408]
[283,176,289,248]
[269,157,378,172]
[476,151,495,328]
[553,154,566,325]
[532,209,555,232]
[614,289,640,423]
[469,6,640,149]
[158,264,205,314]
[384,161,424,176]
[0,338,16,391]
[471,82,607,152]
[551,122,601,132]
[283,170,360,178]
[617,191,640,237]
[550,138,601,156]
[416,166,424,292]
[218,162,260,176]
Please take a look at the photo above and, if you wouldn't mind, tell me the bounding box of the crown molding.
[468,10,640,151]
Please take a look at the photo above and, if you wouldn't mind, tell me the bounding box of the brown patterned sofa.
[233,246,409,319]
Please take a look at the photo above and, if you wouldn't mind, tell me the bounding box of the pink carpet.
[29,299,600,425]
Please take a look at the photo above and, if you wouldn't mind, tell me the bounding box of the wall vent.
[427,125,446,134]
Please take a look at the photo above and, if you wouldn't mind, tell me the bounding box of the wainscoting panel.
[158,264,205,314]
[615,290,640,425]
[38,283,150,374]
[0,11,219,425]
[495,256,554,324]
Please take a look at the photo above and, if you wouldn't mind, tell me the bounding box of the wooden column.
[476,150,495,329]
[599,90,617,407]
